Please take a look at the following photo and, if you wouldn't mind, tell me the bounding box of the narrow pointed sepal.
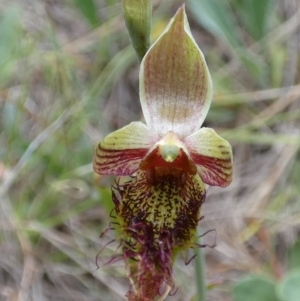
[185,128,233,187]
[122,0,152,62]
[139,5,213,137]
[93,122,156,176]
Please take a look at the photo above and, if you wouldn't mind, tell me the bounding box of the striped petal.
[139,5,213,137]
[185,128,233,187]
[93,122,157,176]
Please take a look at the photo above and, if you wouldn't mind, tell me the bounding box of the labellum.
[112,169,205,300]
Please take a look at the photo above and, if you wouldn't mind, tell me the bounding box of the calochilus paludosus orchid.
[93,5,233,301]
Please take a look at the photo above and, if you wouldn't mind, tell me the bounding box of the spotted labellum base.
[112,169,205,300]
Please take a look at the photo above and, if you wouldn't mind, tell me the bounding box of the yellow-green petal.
[139,5,213,137]
[93,121,156,176]
[185,127,233,187]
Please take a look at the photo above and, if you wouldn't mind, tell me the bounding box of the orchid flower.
[94,7,232,190]
[93,5,233,301]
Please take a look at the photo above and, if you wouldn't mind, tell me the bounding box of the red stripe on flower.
[93,146,149,176]
[190,153,232,187]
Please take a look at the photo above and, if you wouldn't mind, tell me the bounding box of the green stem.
[194,228,206,301]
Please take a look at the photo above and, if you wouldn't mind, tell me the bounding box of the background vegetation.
[0,0,300,300]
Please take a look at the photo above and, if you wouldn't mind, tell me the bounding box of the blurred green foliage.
[233,275,280,301]
[188,0,278,88]
[233,240,300,301]
[0,6,23,87]
[73,0,99,27]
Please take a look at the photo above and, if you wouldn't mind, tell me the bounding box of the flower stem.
[194,228,206,301]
